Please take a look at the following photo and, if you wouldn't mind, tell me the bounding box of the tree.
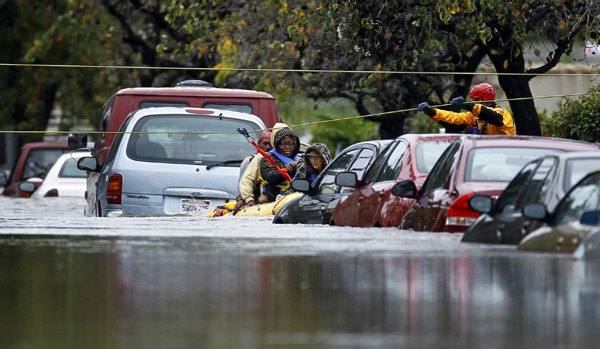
[164,0,600,138]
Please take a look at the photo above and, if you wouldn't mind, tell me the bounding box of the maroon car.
[331,133,460,227]
[1,142,71,198]
[394,135,600,233]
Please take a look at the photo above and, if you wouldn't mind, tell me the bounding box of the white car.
[26,151,91,198]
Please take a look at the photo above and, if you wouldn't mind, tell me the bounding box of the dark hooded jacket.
[259,126,301,202]
[295,143,332,183]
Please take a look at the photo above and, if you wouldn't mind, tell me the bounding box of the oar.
[237,128,292,182]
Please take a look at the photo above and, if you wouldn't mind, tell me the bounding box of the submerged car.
[331,133,459,227]
[462,151,600,244]
[394,135,600,233]
[272,140,392,224]
[0,142,71,198]
[77,107,266,216]
[18,151,91,198]
[518,170,600,253]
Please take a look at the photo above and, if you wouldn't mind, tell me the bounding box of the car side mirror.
[580,210,600,226]
[391,181,418,198]
[68,133,88,150]
[468,194,493,214]
[291,179,310,192]
[521,202,548,220]
[77,157,99,172]
[335,171,358,188]
[0,171,7,186]
[18,182,36,194]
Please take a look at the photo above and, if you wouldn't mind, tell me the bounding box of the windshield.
[465,147,562,182]
[21,148,70,180]
[553,171,600,225]
[126,115,260,165]
[59,158,88,178]
[563,158,600,191]
[416,140,453,173]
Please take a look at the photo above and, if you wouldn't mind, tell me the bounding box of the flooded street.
[1,196,599,348]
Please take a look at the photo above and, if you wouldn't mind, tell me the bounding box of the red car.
[1,142,71,198]
[394,135,600,233]
[331,133,460,227]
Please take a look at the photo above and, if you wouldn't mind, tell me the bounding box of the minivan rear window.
[126,114,261,165]
[139,101,190,108]
[203,102,253,114]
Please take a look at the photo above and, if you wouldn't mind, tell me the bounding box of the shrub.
[546,85,600,142]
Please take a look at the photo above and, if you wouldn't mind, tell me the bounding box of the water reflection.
[2,235,600,348]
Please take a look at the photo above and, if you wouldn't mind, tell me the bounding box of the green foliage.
[277,97,379,156]
[545,86,600,142]
[408,113,445,134]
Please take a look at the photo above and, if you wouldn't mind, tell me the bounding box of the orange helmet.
[469,83,496,101]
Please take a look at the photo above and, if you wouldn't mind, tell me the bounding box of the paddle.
[237,128,292,182]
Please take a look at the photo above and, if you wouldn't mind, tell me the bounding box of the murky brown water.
[1,197,600,348]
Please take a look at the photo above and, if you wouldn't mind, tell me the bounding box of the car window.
[21,148,70,180]
[377,140,408,182]
[139,101,190,109]
[518,157,557,209]
[416,140,453,173]
[361,141,398,185]
[59,158,88,178]
[421,141,461,193]
[494,160,539,214]
[126,115,260,165]
[105,116,133,166]
[340,147,376,194]
[348,148,376,180]
[564,158,600,191]
[553,172,600,225]
[466,147,562,182]
[203,103,253,115]
[317,148,359,194]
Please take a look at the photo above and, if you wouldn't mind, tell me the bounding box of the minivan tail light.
[106,173,122,205]
[446,192,479,227]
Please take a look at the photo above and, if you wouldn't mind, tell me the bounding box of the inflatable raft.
[208,192,302,217]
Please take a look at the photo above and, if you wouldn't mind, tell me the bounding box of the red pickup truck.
[86,80,281,168]
[1,142,71,197]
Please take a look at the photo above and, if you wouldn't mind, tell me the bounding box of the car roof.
[462,134,600,150]
[20,142,69,150]
[128,106,267,127]
[114,86,275,99]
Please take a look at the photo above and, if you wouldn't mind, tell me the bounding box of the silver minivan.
[78,107,266,216]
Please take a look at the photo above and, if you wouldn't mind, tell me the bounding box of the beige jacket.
[238,122,289,203]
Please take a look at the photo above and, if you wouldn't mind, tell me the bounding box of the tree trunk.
[497,74,541,136]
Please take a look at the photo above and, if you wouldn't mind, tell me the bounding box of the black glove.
[418,102,436,117]
[451,96,474,112]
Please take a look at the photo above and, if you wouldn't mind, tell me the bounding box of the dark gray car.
[462,151,600,244]
[273,140,392,224]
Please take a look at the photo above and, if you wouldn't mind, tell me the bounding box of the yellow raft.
[207,192,302,217]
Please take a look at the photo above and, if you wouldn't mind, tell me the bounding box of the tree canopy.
[2,0,599,155]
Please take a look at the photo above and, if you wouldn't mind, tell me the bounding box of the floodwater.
[1,196,599,348]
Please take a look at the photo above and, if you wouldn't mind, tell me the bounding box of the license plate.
[180,198,211,215]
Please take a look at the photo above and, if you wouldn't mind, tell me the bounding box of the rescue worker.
[233,130,272,211]
[418,83,516,135]
[294,143,332,183]
[258,125,302,202]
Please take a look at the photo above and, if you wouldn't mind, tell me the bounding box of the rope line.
[0,62,599,77]
[1,91,599,136]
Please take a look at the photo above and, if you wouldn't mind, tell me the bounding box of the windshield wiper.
[206,159,243,170]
